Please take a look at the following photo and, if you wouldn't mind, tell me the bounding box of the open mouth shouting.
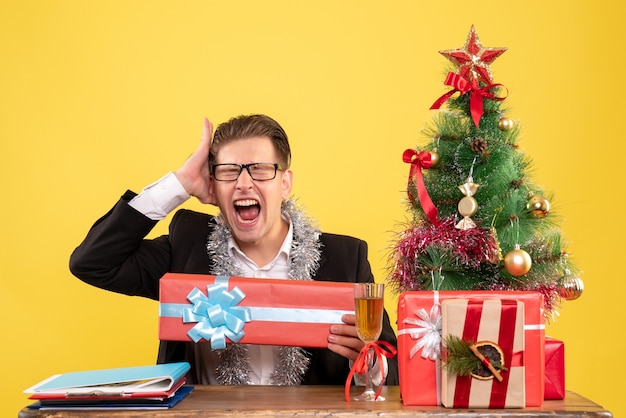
[234,199,261,224]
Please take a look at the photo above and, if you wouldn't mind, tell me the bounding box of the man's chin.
[231,229,262,246]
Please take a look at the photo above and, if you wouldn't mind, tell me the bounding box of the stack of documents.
[24,362,193,410]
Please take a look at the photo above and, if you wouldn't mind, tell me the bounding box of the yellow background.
[1,1,623,416]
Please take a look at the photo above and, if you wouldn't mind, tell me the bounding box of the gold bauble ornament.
[503,246,532,276]
[498,117,514,131]
[430,149,440,167]
[558,273,584,300]
[527,194,551,218]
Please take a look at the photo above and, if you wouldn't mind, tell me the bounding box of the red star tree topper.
[439,25,507,85]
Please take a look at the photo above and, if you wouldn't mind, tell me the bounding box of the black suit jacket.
[70,191,399,385]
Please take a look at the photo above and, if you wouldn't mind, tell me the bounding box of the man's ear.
[281,169,294,200]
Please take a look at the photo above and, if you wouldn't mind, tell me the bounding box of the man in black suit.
[70,114,398,386]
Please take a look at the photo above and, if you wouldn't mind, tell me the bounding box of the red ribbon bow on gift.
[430,72,507,128]
[344,340,397,402]
[402,149,439,226]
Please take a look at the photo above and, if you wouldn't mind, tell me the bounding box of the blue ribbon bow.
[182,276,251,349]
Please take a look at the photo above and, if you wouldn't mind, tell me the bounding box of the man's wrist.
[128,172,190,220]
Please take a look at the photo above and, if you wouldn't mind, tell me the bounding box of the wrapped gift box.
[397,291,545,406]
[441,299,525,408]
[159,273,355,348]
[544,337,565,400]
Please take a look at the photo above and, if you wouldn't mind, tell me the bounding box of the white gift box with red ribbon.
[440,298,525,408]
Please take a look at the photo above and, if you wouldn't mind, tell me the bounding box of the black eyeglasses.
[211,163,283,181]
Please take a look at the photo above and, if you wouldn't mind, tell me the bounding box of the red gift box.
[397,291,545,406]
[544,337,565,400]
[159,273,355,348]
[441,299,525,408]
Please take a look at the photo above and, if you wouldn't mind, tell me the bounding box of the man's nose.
[236,167,254,187]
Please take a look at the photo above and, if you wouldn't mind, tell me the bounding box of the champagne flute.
[353,282,385,401]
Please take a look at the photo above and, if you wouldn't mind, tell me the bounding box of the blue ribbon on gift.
[170,276,251,349]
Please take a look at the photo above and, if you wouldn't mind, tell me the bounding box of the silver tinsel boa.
[206,199,322,385]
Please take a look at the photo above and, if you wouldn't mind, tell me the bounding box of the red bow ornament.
[344,340,397,402]
[402,149,439,226]
[430,72,507,128]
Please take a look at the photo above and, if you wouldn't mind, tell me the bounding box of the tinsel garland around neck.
[206,199,321,385]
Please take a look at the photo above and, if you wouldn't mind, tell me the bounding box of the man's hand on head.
[175,118,217,205]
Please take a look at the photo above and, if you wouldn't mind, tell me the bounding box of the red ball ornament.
[503,247,532,276]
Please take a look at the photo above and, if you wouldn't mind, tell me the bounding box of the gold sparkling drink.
[353,282,386,401]
[355,296,384,343]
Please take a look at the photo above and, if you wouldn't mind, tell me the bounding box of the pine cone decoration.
[470,138,487,154]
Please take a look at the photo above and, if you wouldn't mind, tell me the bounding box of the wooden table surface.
[19,385,613,417]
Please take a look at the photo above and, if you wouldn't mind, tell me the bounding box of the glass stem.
[365,347,375,395]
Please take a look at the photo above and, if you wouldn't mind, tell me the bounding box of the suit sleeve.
[69,191,172,300]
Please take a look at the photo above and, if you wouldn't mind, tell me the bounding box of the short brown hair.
[209,114,291,169]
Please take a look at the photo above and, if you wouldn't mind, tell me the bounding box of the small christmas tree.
[387,26,583,318]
